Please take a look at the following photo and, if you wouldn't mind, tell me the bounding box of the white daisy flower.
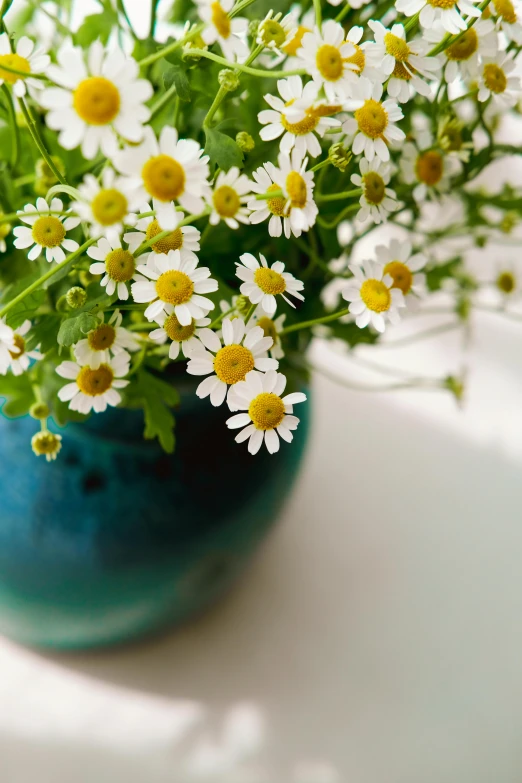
[72,168,141,242]
[477,53,521,107]
[226,370,306,455]
[186,317,278,407]
[401,138,458,202]
[271,149,318,237]
[248,163,289,237]
[13,197,80,263]
[350,158,399,224]
[342,81,405,163]
[298,20,358,101]
[113,126,210,230]
[250,308,286,360]
[31,431,63,462]
[0,32,50,97]
[236,252,304,316]
[487,0,522,45]
[41,41,153,160]
[150,314,210,361]
[56,352,130,415]
[73,311,140,370]
[426,18,498,82]
[124,205,200,269]
[207,167,252,229]
[281,9,315,60]
[395,0,481,34]
[366,21,441,102]
[257,10,298,52]
[131,248,218,325]
[258,75,342,158]
[0,320,17,375]
[194,0,248,61]
[343,25,385,84]
[342,260,405,333]
[3,320,42,376]
[88,235,138,301]
[375,240,427,302]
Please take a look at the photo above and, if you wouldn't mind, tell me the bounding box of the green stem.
[185,48,306,78]
[149,0,160,37]
[280,308,349,335]
[317,188,362,203]
[255,189,283,200]
[0,238,97,319]
[138,23,205,67]
[311,158,330,173]
[1,83,19,169]
[209,306,234,329]
[115,0,137,39]
[313,0,322,29]
[128,322,154,332]
[0,61,47,80]
[203,43,263,128]
[230,0,258,17]
[149,83,178,120]
[317,203,359,229]
[244,303,256,325]
[19,98,67,186]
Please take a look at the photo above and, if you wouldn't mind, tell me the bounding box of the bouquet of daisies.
[0,0,520,461]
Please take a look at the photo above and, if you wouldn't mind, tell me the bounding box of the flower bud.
[66,286,87,309]
[218,69,240,92]
[30,402,50,420]
[236,131,255,153]
[328,143,351,172]
[31,431,62,462]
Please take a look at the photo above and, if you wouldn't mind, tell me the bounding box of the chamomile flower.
[437,117,474,162]
[236,252,304,316]
[366,21,440,102]
[124,207,200,269]
[3,320,42,376]
[257,10,297,52]
[0,219,11,253]
[401,139,457,201]
[487,0,522,45]
[74,311,140,369]
[258,75,342,157]
[114,126,210,230]
[150,314,210,360]
[271,149,318,236]
[132,249,218,325]
[282,9,315,60]
[41,41,152,159]
[226,370,306,455]
[375,240,427,302]
[298,20,358,101]
[0,33,50,97]
[13,197,80,263]
[350,159,399,224]
[477,53,521,107]
[248,163,288,238]
[187,317,278,407]
[342,260,405,332]
[208,167,252,229]
[72,168,141,242]
[342,81,405,162]
[31,431,62,462]
[194,0,248,61]
[395,0,481,34]
[0,320,18,375]
[87,236,137,300]
[251,308,286,359]
[428,18,498,82]
[343,25,384,83]
[56,352,130,415]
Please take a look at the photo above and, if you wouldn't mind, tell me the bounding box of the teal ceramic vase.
[0,377,310,649]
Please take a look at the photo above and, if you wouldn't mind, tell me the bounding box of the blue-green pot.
[0,377,310,650]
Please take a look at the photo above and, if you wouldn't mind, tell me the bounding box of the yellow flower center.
[0,52,30,84]
[384,32,410,62]
[363,171,386,205]
[105,248,135,282]
[145,219,183,254]
[248,392,285,430]
[384,261,413,295]
[31,216,65,248]
[483,62,507,93]
[213,344,255,385]
[213,185,241,218]
[32,431,61,458]
[164,314,196,342]
[259,19,287,48]
[142,155,185,203]
[493,0,517,23]
[87,323,116,352]
[285,171,307,208]
[8,334,25,359]
[254,267,286,295]
[283,25,311,57]
[91,188,128,226]
[360,279,391,312]
[415,150,444,186]
[73,77,120,125]
[256,316,278,341]
[282,100,319,135]
[497,270,516,294]
[267,183,289,216]
[155,269,194,305]
[354,99,388,139]
[345,43,365,73]
[211,1,231,38]
[392,61,413,80]
[316,44,343,81]
[77,364,114,396]
[446,28,478,60]
[427,0,457,7]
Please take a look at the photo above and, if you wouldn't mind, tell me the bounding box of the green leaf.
[1,273,46,329]
[133,370,179,453]
[204,126,244,171]
[163,50,191,102]
[57,312,99,347]
[76,8,118,47]
[0,372,34,419]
